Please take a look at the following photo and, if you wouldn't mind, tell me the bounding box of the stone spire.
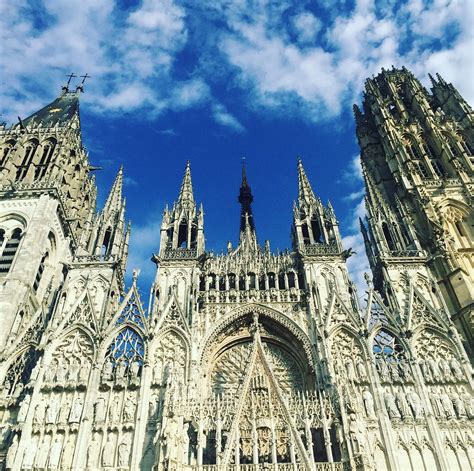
[177,160,195,208]
[297,158,317,206]
[238,160,257,250]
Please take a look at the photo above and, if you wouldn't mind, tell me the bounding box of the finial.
[132,269,140,283]
[76,73,91,93]
[63,73,76,93]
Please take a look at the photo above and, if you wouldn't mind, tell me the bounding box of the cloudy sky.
[1,0,473,298]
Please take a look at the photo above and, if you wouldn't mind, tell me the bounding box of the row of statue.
[419,358,464,384]
[384,388,424,420]
[43,356,90,386]
[17,393,84,425]
[101,357,141,384]
[429,386,473,420]
[7,433,76,470]
[93,392,137,423]
[375,357,413,383]
[87,433,131,468]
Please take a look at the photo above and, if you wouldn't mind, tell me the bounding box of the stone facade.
[0,69,473,471]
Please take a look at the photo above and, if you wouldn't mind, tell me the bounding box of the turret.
[292,159,342,251]
[158,161,205,257]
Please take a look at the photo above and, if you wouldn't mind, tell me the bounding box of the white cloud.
[211,103,245,132]
[292,12,322,44]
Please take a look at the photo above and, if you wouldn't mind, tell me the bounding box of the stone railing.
[386,249,426,258]
[186,463,343,470]
[162,248,198,260]
[301,243,340,256]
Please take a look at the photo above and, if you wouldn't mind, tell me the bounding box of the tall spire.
[238,160,256,233]
[297,159,316,205]
[177,161,195,208]
[103,166,124,215]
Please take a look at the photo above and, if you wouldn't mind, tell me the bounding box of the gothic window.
[101,227,112,257]
[0,228,23,275]
[413,160,429,179]
[34,139,56,179]
[298,272,305,289]
[278,272,285,289]
[458,134,473,155]
[116,296,145,329]
[190,225,197,248]
[199,275,206,291]
[0,228,4,250]
[382,222,395,251]
[287,272,296,288]
[208,273,216,290]
[405,136,423,160]
[268,272,276,289]
[431,159,445,177]
[373,330,410,383]
[1,139,15,166]
[2,346,40,398]
[301,223,310,244]
[248,272,256,289]
[16,139,38,180]
[447,137,461,157]
[178,220,188,248]
[238,275,245,290]
[228,273,236,290]
[103,328,144,381]
[219,275,226,291]
[311,219,322,242]
[33,252,48,292]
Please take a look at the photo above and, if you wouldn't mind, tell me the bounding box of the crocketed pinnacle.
[103,166,124,215]
[177,161,195,207]
[297,158,316,205]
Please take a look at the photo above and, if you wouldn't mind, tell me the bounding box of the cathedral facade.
[0,68,472,471]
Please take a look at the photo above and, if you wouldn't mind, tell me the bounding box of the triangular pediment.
[57,289,98,334]
[221,329,312,467]
[110,281,148,332]
[154,293,190,335]
[406,287,450,333]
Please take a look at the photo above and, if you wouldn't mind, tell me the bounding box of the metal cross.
[66,73,77,88]
[80,73,91,86]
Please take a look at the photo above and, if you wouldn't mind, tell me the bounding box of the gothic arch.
[412,326,464,362]
[51,325,96,357]
[199,303,315,370]
[99,324,147,362]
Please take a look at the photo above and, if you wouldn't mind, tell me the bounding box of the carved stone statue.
[36,434,50,469]
[430,388,444,418]
[87,433,100,467]
[406,389,423,419]
[439,359,451,381]
[123,394,136,422]
[102,434,115,467]
[69,395,83,423]
[182,422,190,463]
[395,390,411,419]
[22,435,38,469]
[49,436,62,469]
[384,391,401,419]
[356,359,368,382]
[460,387,474,418]
[34,400,46,424]
[399,361,412,382]
[46,396,59,424]
[428,358,441,382]
[79,360,90,383]
[419,360,432,383]
[94,395,107,423]
[450,390,467,418]
[377,359,390,382]
[345,359,356,382]
[44,359,57,383]
[118,439,130,467]
[362,388,375,417]
[68,357,80,383]
[102,357,114,381]
[116,360,127,379]
[17,393,31,422]
[149,394,158,418]
[56,358,68,383]
[153,363,162,384]
[348,413,367,454]
[109,395,121,422]
[6,434,19,469]
[161,414,179,461]
[440,391,455,419]
[61,434,75,469]
[130,361,140,381]
[58,400,70,424]
[29,362,41,382]
[450,359,464,381]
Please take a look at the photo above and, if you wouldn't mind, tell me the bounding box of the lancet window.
[0,227,23,275]
[34,139,56,179]
[16,139,38,180]
[1,139,15,167]
[102,328,144,383]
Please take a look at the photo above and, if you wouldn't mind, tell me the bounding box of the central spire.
[237,160,258,251]
[177,160,195,208]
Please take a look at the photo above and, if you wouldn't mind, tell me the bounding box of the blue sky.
[1,0,473,297]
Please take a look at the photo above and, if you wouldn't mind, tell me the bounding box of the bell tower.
[355,67,473,350]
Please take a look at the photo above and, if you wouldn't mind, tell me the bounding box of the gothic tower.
[355,67,474,351]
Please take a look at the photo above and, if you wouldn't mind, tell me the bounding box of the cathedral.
[0,67,472,471]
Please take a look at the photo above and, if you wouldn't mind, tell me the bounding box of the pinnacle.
[103,165,124,215]
[177,161,195,206]
[297,158,316,205]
